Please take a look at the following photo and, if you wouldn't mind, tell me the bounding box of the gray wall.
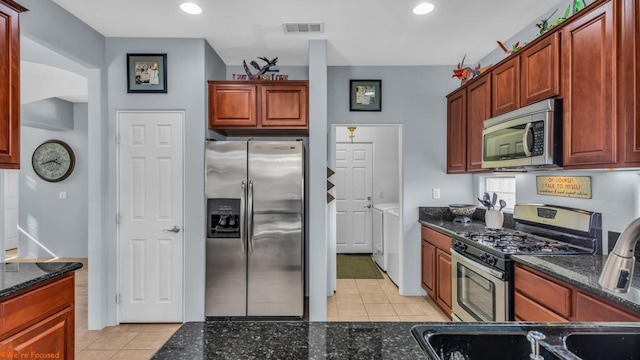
[106,37,226,321]
[21,98,74,130]
[20,0,111,329]
[19,104,88,258]
[327,66,469,295]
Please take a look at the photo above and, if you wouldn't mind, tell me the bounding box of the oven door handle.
[451,249,505,280]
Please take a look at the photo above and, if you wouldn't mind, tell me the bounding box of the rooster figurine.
[452,55,490,85]
[452,55,475,84]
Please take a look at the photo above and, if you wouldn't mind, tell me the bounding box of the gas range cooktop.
[457,230,592,255]
[451,204,603,265]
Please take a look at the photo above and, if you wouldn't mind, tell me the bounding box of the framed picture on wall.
[127,53,167,93]
[349,79,381,111]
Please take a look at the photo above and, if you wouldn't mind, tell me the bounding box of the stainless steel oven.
[451,249,508,322]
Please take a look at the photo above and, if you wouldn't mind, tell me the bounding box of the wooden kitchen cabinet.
[466,76,491,172]
[520,33,560,106]
[446,88,467,173]
[619,0,640,165]
[0,0,26,169]
[514,263,640,322]
[491,57,520,116]
[208,81,308,136]
[435,249,452,313]
[421,239,436,298]
[514,263,572,320]
[0,274,75,359]
[574,290,640,321]
[421,225,452,319]
[562,0,617,167]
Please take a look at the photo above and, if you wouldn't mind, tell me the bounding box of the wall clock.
[31,140,75,182]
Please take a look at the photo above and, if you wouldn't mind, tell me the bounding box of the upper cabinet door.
[620,0,640,165]
[0,1,26,169]
[260,83,308,127]
[447,88,467,173]
[466,76,491,172]
[492,57,520,116]
[520,32,560,107]
[562,1,616,167]
[208,83,258,127]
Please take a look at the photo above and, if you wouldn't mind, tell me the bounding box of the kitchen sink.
[422,332,561,360]
[564,332,640,360]
[411,323,640,360]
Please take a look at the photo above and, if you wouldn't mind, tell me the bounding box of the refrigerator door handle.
[240,180,247,255]
[248,180,254,254]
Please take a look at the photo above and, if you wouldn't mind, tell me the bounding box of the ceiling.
[51,0,562,66]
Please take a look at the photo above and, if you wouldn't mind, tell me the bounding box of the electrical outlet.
[432,188,440,199]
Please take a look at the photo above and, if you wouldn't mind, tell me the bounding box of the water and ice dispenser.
[207,198,241,238]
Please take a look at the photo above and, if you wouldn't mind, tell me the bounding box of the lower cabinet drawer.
[514,264,572,318]
[514,291,569,322]
[575,291,640,322]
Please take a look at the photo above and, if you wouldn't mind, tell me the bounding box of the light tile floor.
[5,250,447,359]
[328,271,450,322]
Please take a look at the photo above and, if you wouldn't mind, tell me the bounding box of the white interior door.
[3,170,18,250]
[335,143,373,253]
[117,111,184,323]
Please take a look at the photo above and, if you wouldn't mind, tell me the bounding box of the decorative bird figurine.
[497,40,524,55]
[452,55,491,85]
[242,56,279,79]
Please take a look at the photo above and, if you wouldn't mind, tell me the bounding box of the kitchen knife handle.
[248,180,254,254]
[240,181,246,255]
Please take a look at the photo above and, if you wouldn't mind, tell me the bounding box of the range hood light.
[180,2,202,15]
[413,2,435,15]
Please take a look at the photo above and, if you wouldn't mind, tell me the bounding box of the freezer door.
[247,141,304,317]
[205,141,248,317]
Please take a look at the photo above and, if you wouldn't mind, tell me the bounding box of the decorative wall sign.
[127,53,167,93]
[536,176,592,199]
[233,56,288,80]
[350,80,381,111]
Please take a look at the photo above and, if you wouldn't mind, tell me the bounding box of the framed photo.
[350,80,381,111]
[127,53,167,93]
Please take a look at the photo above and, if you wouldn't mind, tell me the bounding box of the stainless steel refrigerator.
[205,140,304,318]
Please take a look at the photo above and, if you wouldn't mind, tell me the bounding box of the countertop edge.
[0,262,83,300]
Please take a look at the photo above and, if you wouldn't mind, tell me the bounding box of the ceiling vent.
[282,22,324,34]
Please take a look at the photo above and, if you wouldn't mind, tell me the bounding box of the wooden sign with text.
[536,176,592,199]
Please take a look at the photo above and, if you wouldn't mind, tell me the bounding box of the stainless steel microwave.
[482,99,562,170]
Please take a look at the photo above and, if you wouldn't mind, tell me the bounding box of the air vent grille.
[283,22,324,34]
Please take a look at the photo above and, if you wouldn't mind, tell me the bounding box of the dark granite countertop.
[152,321,427,359]
[418,206,516,236]
[512,255,640,315]
[0,262,83,300]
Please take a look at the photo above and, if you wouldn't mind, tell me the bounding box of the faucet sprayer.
[599,217,640,292]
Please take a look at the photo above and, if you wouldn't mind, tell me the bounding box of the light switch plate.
[59,191,67,200]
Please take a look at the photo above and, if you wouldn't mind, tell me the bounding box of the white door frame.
[328,124,403,294]
[116,110,186,323]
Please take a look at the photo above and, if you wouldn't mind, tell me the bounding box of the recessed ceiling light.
[413,2,435,15]
[180,2,202,15]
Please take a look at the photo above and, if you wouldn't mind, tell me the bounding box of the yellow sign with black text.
[536,176,592,199]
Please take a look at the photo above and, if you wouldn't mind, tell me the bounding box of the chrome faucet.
[599,217,640,292]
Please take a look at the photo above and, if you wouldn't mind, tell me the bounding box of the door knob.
[364,204,372,209]
[163,226,181,233]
